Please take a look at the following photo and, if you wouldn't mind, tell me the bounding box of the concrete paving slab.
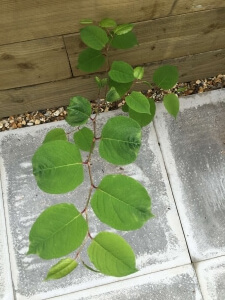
[0,111,189,299]
[195,256,225,300]
[0,174,14,299]
[52,264,202,300]
[154,89,225,262]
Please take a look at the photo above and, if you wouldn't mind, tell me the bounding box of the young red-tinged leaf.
[99,18,117,28]
[125,91,150,114]
[32,140,84,194]
[163,93,179,118]
[99,116,141,165]
[108,61,134,83]
[133,66,144,80]
[129,98,156,127]
[74,127,94,152]
[153,65,179,90]
[110,31,138,49]
[91,174,153,230]
[113,24,134,35]
[88,232,138,277]
[106,87,121,102]
[45,258,78,280]
[43,128,67,144]
[80,25,109,50]
[66,96,91,126]
[28,203,88,259]
[77,48,105,72]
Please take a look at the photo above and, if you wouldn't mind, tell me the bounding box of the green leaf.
[80,19,93,25]
[110,31,138,49]
[32,140,84,194]
[113,24,134,35]
[163,93,179,118]
[99,18,117,28]
[153,65,179,90]
[108,61,134,83]
[74,127,94,152]
[95,77,108,89]
[77,48,105,72]
[80,25,109,50]
[66,96,91,126]
[108,78,132,97]
[45,258,78,280]
[122,103,129,112]
[28,203,88,259]
[43,128,67,144]
[88,232,138,277]
[129,98,156,127]
[91,174,153,230]
[99,116,141,165]
[133,66,144,80]
[106,87,121,102]
[125,91,150,114]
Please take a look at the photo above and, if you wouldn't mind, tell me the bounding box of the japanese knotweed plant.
[27,18,179,280]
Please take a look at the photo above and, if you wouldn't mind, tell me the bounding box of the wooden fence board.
[173,0,225,15]
[0,36,71,90]
[0,0,175,46]
[2,1,225,46]
[1,48,224,118]
[64,8,225,77]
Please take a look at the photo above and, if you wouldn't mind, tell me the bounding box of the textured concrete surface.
[0,177,14,300]
[195,255,225,300]
[0,111,189,299]
[54,265,202,300]
[0,88,224,299]
[154,89,225,262]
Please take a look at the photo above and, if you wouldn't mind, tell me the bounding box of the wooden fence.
[0,0,225,118]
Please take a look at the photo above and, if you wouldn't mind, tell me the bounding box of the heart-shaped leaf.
[129,98,156,127]
[108,61,134,83]
[106,87,121,102]
[113,24,134,35]
[108,78,132,97]
[43,128,67,144]
[66,96,91,126]
[99,18,117,28]
[28,203,88,259]
[77,48,105,72]
[91,174,153,230]
[99,116,141,165]
[80,25,109,50]
[163,93,179,118]
[45,258,78,280]
[110,31,138,49]
[88,232,138,277]
[32,140,83,194]
[153,65,178,90]
[125,91,150,114]
[74,127,94,152]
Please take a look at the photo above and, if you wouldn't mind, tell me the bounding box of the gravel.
[0,74,224,132]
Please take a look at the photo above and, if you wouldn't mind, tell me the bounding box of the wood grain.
[0,36,71,90]
[1,48,224,118]
[64,8,225,77]
[173,0,225,14]
[0,0,175,46]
